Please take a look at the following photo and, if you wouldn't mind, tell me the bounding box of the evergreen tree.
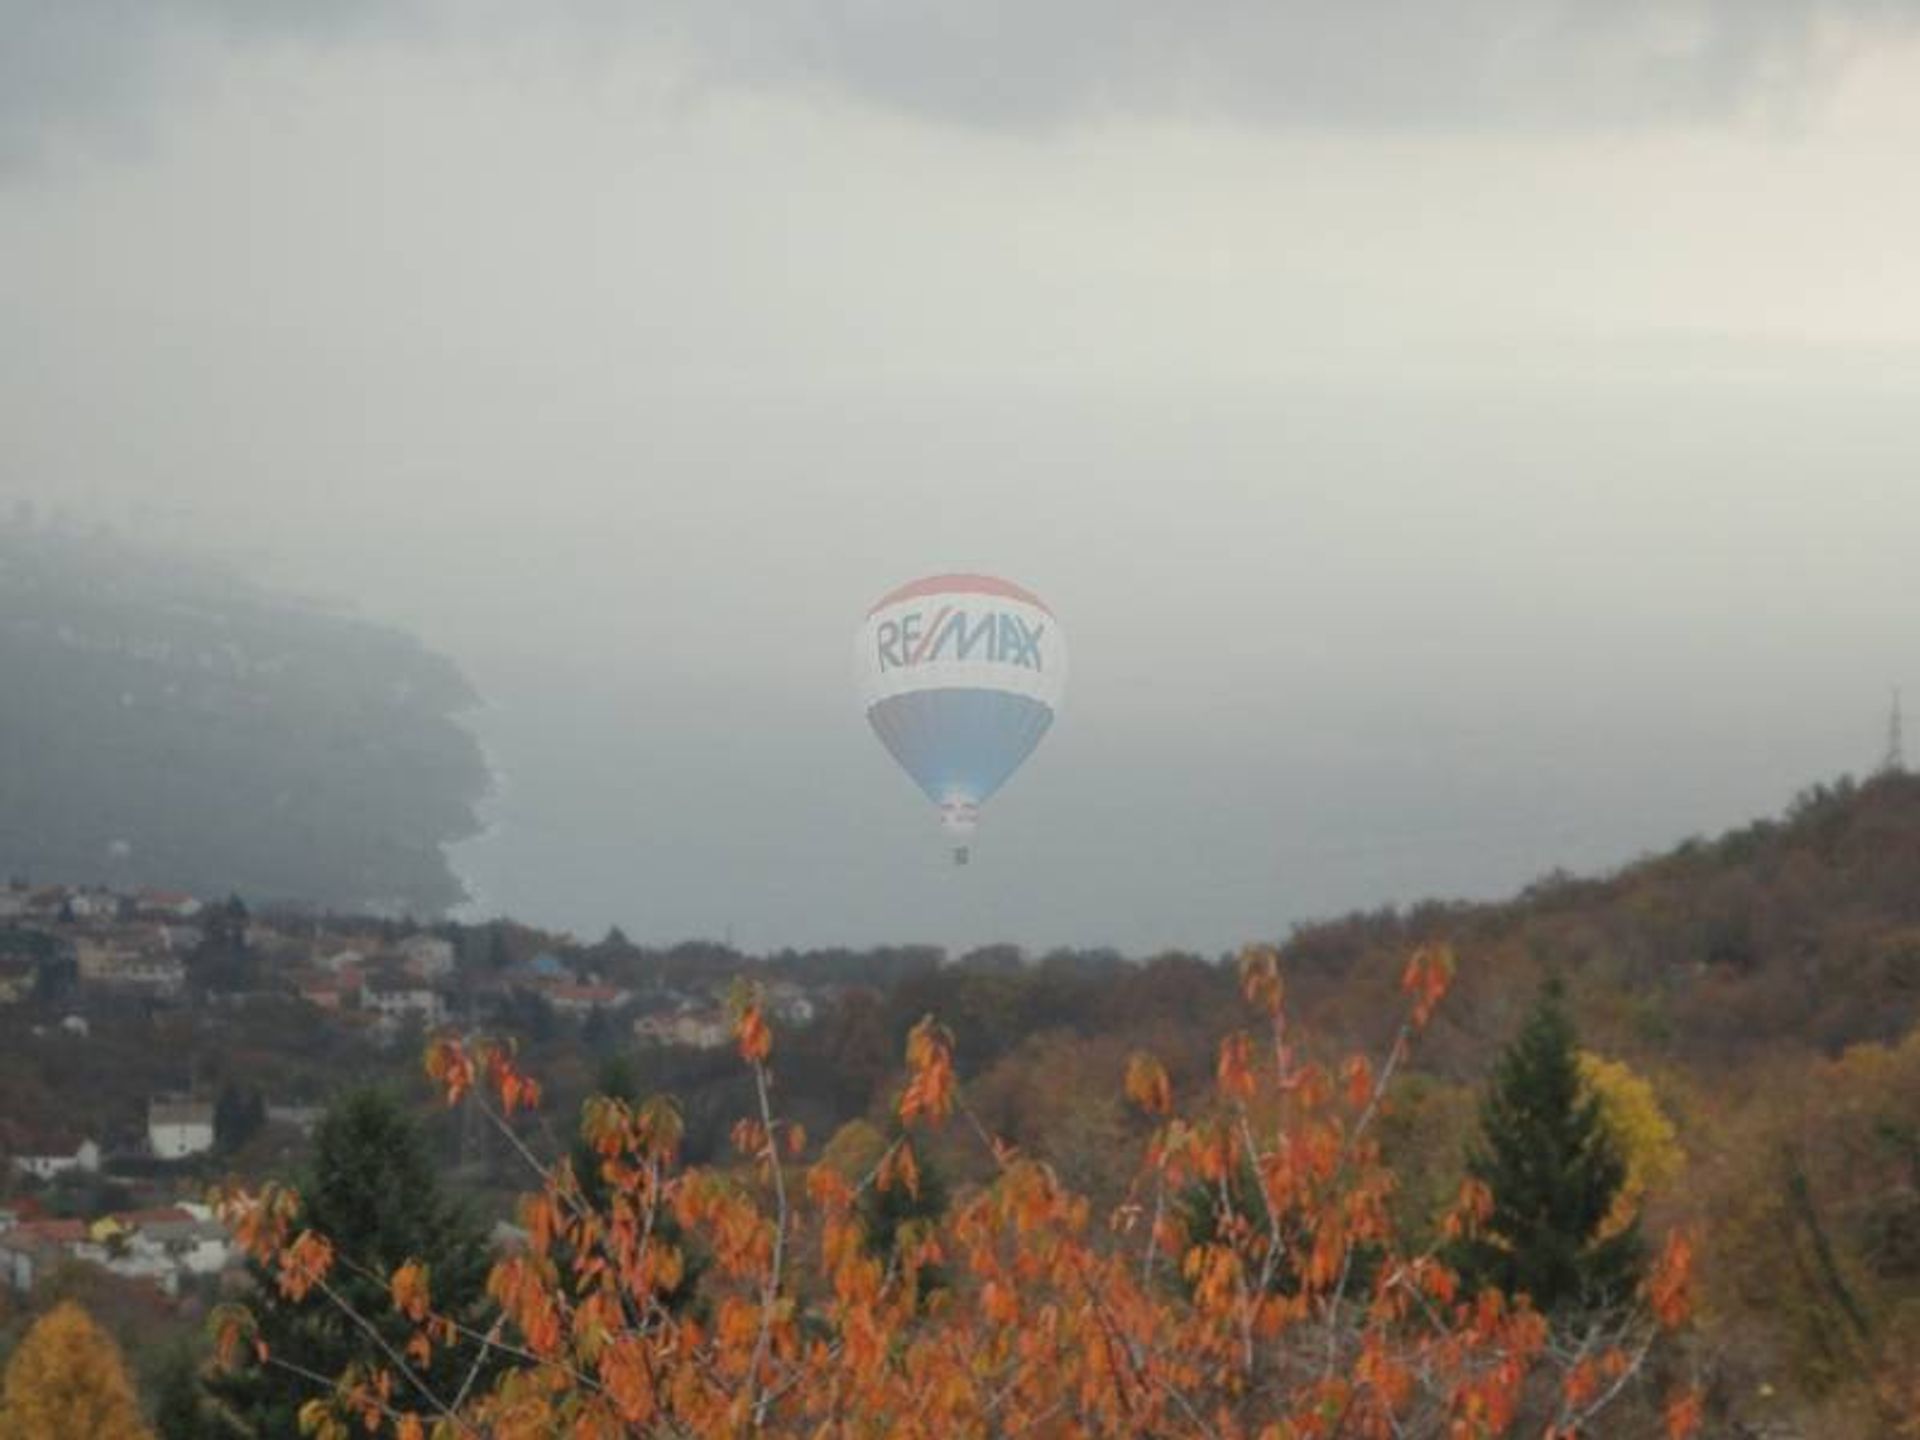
[566,1059,706,1315]
[859,1141,951,1301]
[205,1089,497,1436]
[1449,982,1644,1315]
[0,1300,152,1440]
[213,1081,266,1154]
[149,1343,209,1440]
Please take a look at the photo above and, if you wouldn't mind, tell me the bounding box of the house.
[0,960,34,1005]
[398,934,456,980]
[148,1098,215,1160]
[522,952,569,981]
[111,954,186,995]
[8,1136,102,1181]
[134,890,203,921]
[364,973,449,1028]
[265,1104,325,1136]
[544,982,631,1018]
[632,1009,731,1050]
[64,888,122,922]
[765,981,819,1026]
[158,923,204,953]
[294,967,361,1011]
[1,1206,234,1296]
[0,1219,88,1292]
[80,942,186,996]
[317,947,367,975]
[73,932,144,981]
[23,887,68,920]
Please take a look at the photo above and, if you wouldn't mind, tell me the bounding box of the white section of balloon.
[855,574,1067,863]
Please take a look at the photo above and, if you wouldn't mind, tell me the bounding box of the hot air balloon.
[855,573,1067,864]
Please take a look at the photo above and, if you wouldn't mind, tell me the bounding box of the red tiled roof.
[113,1207,196,1227]
[547,983,623,1004]
[8,1219,87,1244]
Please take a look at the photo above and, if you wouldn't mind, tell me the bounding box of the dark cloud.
[0,1,1914,165]
[650,0,1914,131]
[0,1,420,168]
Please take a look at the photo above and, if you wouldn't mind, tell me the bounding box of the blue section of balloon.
[865,688,1055,806]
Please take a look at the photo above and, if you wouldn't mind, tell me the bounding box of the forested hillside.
[0,514,487,914]
[6,775,1920,1433]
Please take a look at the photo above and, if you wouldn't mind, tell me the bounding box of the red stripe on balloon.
[867,573,1051,617]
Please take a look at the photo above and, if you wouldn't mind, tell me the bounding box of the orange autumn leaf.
[1663,1387,1704,1440]
[899,1017,956,1127]
[1217,1031,1257,1103]
[1124,1051,1173,1116]
[735,1004,773,1065]
[1398,943,1456,1028]
[390,1260,431,1322]
[1239,946,1284,1017]
[1646,1229,1696,1329]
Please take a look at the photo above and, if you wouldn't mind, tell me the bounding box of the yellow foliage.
[817,1119,889,1181]
[0,1300,153,1440]
[1579,1050,1685,1236]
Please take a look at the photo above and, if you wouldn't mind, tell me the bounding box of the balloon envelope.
[855,574,1066,855]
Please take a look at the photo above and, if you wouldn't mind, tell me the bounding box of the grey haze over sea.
[6,6,1917,952]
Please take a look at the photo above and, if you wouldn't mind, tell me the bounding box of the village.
[0,879,836,1305]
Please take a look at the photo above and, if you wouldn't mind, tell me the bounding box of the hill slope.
[0,517,487,914]
[1272,770,1920,1068]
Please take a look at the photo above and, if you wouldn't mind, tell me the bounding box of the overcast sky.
[4,2,1919,952]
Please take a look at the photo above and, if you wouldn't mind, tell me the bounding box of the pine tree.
[213,1081,267,1154]
[0,1300,152,1440]
[149,1343,209,1440]
[205,1089,496,1436]
[566,1059,706,1315]
[860,1140,951,1302]
[1449,981,1644,1315]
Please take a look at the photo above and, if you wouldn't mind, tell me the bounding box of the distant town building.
[294,967,362,1011]
[0,1219,88,1292]
[0,1204,233,1296]
[148,1098,215,1160]
[364,974,449,1028]
[522,952,568,981]
[545,982,631,1018]
[265,1104,325,1136]
[398,934,456,980]
[318,947,367,974]
[0,961,34,1006]
[765,981,819,1026]
[7,1136,102,1181]
[632,1009,731,1050]
[134,890,203,921]
[64,889,121,921]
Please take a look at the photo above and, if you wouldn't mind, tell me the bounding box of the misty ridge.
[0,509,487,914]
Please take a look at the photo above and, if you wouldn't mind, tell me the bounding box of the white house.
[148,1098,216,1159]
[544,982,631,1018]
[632,1009,731,1050]
[398,934,456,980]
[365,976,449,1028]
[64,889,121,921]
[135,890,203,920]
[9,1137,101,1181]
[319,947,367,975]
